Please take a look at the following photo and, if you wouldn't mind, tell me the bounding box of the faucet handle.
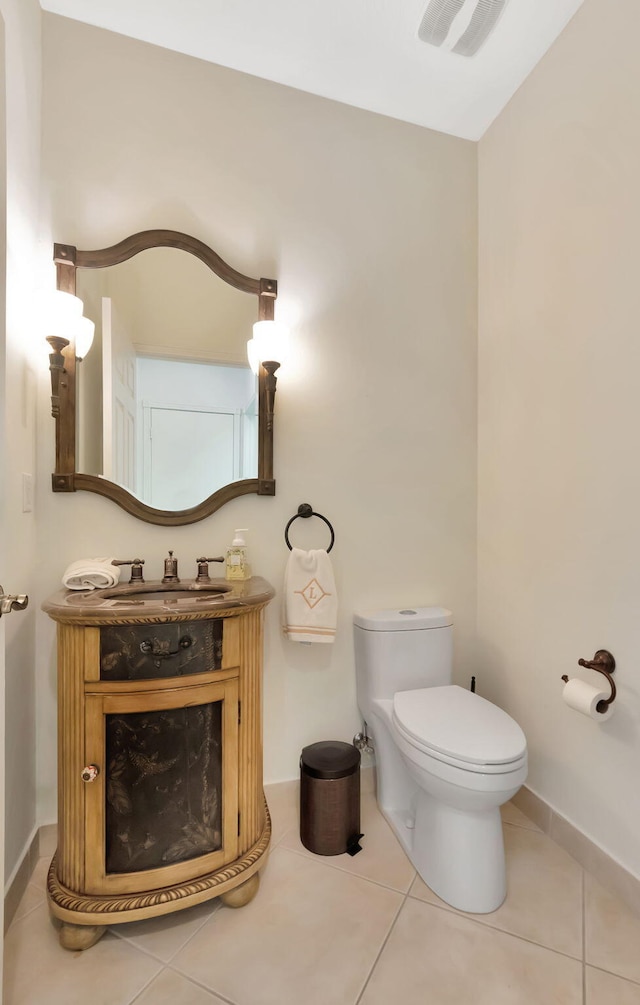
[196,557,225,583]
[112,559,145,584]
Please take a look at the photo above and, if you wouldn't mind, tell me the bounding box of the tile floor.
[4,782,640,1004]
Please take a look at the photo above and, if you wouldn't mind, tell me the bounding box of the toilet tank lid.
[353,606,453,631]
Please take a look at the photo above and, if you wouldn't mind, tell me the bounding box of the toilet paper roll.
[562,677,614,722]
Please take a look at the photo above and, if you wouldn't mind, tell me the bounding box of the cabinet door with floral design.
[83,678,238,895]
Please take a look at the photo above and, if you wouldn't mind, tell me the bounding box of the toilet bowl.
[354,607,527,914]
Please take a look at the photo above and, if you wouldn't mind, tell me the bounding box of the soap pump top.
[225,529,250,581]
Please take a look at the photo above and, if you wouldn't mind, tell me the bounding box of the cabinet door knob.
[81,764,100,783]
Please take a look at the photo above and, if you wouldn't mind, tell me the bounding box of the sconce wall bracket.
[262,360,281,433]
[47,335,70,418]
[52,474,74,492]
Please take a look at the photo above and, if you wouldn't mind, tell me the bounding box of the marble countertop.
[43,576,275,624]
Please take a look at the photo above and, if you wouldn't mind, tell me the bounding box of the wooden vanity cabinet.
[43,579,274,951]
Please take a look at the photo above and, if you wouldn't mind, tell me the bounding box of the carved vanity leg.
[220,872,260,908]
[58,923,107,951]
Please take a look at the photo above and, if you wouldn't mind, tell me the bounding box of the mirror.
[51,231,278,525]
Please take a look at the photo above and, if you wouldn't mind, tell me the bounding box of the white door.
[143,405,239,510]
[102,297,136,491]
[0,18,29,956]
[0,10,6,952]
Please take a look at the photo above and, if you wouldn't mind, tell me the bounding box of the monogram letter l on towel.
[283,548,338,644]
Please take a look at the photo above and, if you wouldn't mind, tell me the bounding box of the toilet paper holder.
[561,649,616,713]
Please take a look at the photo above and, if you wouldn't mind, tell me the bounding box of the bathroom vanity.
[43,576,274,950]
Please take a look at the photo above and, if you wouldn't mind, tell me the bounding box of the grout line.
[275,840,416,897]
[6,900,47,933]
[168,962,240,1004]
[125,966,166,1005]
[106,925,195,967]
[501,818,541,833]
[404,890,585,965]
[162,902,223,964]
[354,890,409,1004]
[8,898,43,929]
[586,964,640,989]
[109,902,220,966]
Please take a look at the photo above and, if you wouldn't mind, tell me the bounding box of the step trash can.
[299,740,363,856]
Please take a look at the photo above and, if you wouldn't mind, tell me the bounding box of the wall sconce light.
[44,291,94,416]
[247,320,288,431]
[74,316,95,362]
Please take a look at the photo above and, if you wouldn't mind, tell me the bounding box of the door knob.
[0,586,29,618]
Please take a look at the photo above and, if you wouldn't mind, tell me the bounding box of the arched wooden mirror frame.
[51,230,277,526]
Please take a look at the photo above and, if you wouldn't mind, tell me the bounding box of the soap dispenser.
[225,529,250,581]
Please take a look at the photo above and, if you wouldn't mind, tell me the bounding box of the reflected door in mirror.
[76,247,259,509]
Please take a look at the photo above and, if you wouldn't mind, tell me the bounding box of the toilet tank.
[353,607,453,711]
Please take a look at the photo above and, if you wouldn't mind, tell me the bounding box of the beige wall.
[478,0,640,877]
[1,0,46,883]
[37,16,478,823]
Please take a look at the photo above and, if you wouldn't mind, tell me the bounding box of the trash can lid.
[300,740,361,779]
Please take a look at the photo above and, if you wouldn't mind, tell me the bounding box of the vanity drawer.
[99,617,237,681]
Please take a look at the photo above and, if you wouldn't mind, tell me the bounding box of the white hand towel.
[62,557,121,591]
[283,548,337,644]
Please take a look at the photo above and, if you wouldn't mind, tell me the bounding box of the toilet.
[353,606,527,914]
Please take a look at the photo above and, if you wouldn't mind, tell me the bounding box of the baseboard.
[512,786,640,919]
[4,827,40,933]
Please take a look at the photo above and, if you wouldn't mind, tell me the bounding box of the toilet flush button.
[399,610,417,616]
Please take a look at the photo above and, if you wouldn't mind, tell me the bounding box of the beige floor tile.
[29,857,51,892]
[586,873,640,983]
[38,824,58,859]
[3,904,162,1005]
[110,899,219,963]
[10,883,45,925]
[172,845,402,1005]
[279,789,415,893]
[586,967,640,1004]
[501,800,541,831]
[264,779,299,847]
[360,897,583,1005]
[410,822,583,957]
[360,765,376,795]
[133,968,229,1003]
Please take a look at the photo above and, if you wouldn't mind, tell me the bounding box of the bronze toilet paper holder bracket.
[561,649,616,714]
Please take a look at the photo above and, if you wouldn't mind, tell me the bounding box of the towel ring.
[284,503,335,553]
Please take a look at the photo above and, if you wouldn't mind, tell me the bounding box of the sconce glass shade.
[247,320,288,375]
[74,316,95,361]
[49,290,83,328]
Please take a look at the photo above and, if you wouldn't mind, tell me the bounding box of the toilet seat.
[392,685,527,774]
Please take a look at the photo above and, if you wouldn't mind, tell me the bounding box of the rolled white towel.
[62,558,121,591]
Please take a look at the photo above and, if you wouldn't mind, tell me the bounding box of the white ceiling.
[39,0,585,141]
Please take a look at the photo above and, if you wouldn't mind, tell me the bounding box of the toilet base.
[381,792,507,914]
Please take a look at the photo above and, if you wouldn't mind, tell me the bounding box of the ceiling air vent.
[418,0,509,57]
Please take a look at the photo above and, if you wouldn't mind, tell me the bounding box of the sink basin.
[100,582,232,602]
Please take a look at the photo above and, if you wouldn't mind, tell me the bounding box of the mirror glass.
[75,248,259,511]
